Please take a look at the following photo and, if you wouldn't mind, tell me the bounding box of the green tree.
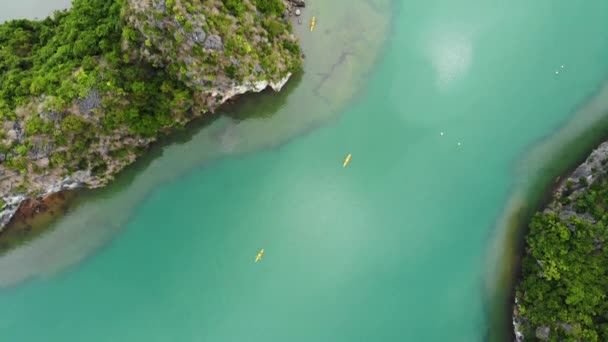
[255,0,285,15]
[61,115,86,133]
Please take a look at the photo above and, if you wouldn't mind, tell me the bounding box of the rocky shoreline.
[0,0,308,236]
[513,140,608,341]
[0,190,76,254]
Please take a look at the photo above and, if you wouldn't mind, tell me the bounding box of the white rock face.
[513,297,525,342]
[0,195,27,228]
[211,73,292,104]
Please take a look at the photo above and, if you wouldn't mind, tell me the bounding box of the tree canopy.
[517,171,608,341]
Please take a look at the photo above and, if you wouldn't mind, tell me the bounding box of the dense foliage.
[254,0,286,15]
[517,171,608,341]
[0,1,115,113]
[0,0,195,178]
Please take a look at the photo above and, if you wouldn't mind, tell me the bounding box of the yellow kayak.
[343,153,352,168]
[310,16,316,32]
[255,248,265,263]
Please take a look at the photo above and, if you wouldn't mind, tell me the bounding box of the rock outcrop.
[0,0,303,232]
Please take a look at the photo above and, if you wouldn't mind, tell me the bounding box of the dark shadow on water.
[0,71,303,255]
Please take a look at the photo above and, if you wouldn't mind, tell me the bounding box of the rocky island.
[0,0,304,236]
[514,142,608,341]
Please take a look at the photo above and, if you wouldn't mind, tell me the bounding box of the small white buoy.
[555,71,559,74]
[457,142,462,146]
[440,132,444,136]
[561,65,565,69]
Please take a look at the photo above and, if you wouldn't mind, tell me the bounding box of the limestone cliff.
[0,0,304,230]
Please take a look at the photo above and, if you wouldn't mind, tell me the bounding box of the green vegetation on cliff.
[0,0,193,137]
[516,166,608,341]
[0,0,301,203]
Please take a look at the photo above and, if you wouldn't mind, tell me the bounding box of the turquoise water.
[3,1,608,341]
